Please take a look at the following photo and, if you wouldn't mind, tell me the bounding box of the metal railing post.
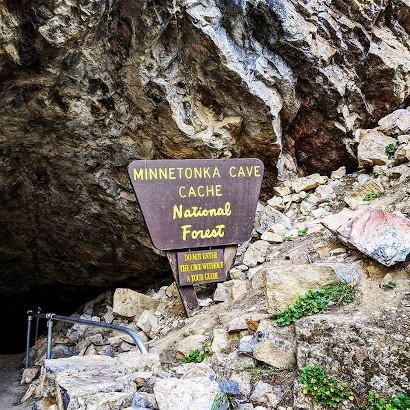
[25,311,33,369]
[46,318,53,360]
[27,310,148,357]
[35,307,41,342]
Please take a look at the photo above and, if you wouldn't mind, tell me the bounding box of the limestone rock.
[322,207,410,267]
[174,363,216,380]
[211,328,229,353]
[357,129,396,168]
[260,232,283,243]
[266,196,285,211]
[153,376,219,410]
[273,186,292,197]
[264,264,338,314]
[343,179,385,209]
[296,308,410,396]
[378,109,410,135]
[243,241,270,268]
[210,351,255,373]
[331,166,346,179]
[250,381,280,408]
[269,223,289,236]
[230,372,252,399]
[256,207,292,234]
[176,335,207,358]
[213,280,248,302]
[395,143,410,164]
[135,310,160,339]
[252,335,295,368]
[131,392,157,409]
[21,367,40,385]
[37,352,160,410]
[314,185,335,203]
[291,174,329,193]
[113,288,160,319]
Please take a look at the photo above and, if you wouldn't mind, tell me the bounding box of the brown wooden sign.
[128,158,264,250]
[177,249,226,286]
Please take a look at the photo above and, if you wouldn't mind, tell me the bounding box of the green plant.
[383,281,397,289]
[274,289,331,326]
[304,193,311,200]
[327,282,357,305]
[299,365,354,408]
[211,391,237,410]
[298,227,309,237]
[363,192,381,201]
[368,391,410,409]
[244,364,278,384]
[183,342,211,363]
[283,235,294,242]
[324,201,336,208]
[385,143,397,156]
[273,283,357,327]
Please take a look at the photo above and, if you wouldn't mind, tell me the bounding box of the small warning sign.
[177,249,226,286]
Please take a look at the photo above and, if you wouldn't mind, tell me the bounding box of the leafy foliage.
[273,289,331,326]
[366,391,410,410]
[300,367,410,409]
[299,365,354,408]
[211,391,237,410]
[363,192,381,201]
[298,227,309,237]
[182,342,211,363]
[273,283,357,327]
[383,281,397,289]
[385,143,397,156]
[283,235,294,242]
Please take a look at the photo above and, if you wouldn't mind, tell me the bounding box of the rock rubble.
[21,107,410,409]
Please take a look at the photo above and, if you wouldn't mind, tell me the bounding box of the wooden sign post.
[128,158,264,317]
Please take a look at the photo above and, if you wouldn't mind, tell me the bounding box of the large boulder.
[264,263,338,314]
[296,308,410,396]
[322,208,410,266]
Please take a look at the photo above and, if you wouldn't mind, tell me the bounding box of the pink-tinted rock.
[322,208,410,267]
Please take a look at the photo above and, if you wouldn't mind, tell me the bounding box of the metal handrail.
[25,310,148,368]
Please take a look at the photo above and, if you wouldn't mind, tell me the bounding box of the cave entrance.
[0,286,112,354]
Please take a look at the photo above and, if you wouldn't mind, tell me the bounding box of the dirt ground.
[0,353,34,409]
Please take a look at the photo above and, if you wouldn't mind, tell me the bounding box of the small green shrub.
[385,143,397,156]
[299,365,354,408]
[283,235,294,242]
[363,192,381,201]
[327,282,357,305]
[211,391,237,410]
[183,342,211,363]
[273,289,331,327]
[367,391,410,410]
[273,283,357,327]
[383,281,397,289]
[298,227,309,237]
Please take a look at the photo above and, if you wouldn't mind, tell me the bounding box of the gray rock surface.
[2,0,410,304]
[296,308,410,396]
[322,207,410,266]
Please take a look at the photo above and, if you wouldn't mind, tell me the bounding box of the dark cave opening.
[0,285,112,355]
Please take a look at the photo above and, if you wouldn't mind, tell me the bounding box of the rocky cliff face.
[1,0,410,304]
